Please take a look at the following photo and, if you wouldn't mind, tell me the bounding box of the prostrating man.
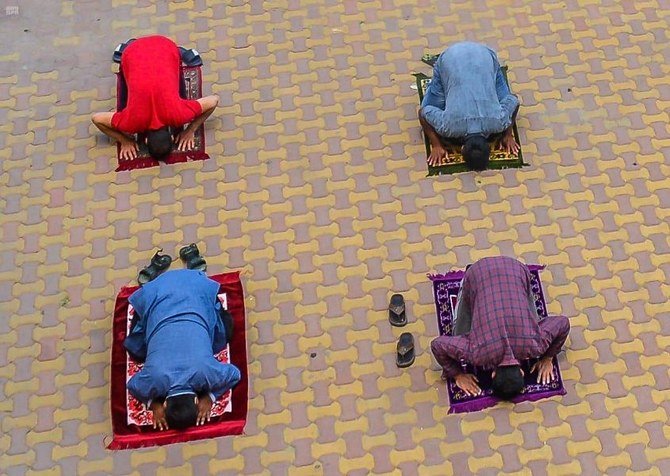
[124,268,240,431]
[418,41,520,171]
[91,35,219,161]
[431,256,570,400]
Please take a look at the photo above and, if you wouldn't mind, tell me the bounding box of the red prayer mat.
[107,271,248,450]
[114,65,210,172]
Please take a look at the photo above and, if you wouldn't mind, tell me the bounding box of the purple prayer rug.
[429,265,566,414]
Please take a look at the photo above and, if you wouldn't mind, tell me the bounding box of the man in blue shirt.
[419,42,520,171]
[124,269,241,431]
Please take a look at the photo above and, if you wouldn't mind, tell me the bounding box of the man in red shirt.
[92,35,218,161]
[431,257,570,399]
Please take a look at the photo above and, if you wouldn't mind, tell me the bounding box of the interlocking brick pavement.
[1,0,670,474]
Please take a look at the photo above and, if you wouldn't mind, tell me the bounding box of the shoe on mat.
[112,38,136,63]
[138,248,172,285]
[396,332,415,368]
[179,243,207,271]
[388,293,407,327]
[178,46,203,67]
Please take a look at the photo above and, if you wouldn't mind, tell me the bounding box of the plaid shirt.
[431,257,570,378]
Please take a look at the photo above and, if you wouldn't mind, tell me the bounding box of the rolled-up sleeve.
[205,362,242,400]
[127,369,166,405]
[499,94,519,130]
[431,335,469,378]
[421,61,446,110]
[539,315,570,358]
[493,65,519,131]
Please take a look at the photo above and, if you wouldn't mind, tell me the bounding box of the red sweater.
[112,36,202,133]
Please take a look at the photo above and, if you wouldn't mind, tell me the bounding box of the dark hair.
[492,365,524,400]
[165,394,197,429]
[462,135,490,171]
[147,127,173,161]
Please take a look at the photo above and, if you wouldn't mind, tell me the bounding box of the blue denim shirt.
[421,42,519,138]
[125,269,241,404]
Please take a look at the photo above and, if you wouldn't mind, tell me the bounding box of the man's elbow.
[91,112,111,127]
[205,95,219,111]
[559,315,571,338]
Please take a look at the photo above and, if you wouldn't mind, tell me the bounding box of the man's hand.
[176,129,195,151]
[150,401,169,431]
[119,138,139,161]
[428,144,448,167]
[530,357,555,385]
[196,394,213,426]
[454,373,481,396]
[499,131,519,156]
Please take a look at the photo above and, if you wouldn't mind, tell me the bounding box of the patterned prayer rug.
[114,65,210,172]
[429,265,566,414]
[415,53,527,177]
[108,271,247,450]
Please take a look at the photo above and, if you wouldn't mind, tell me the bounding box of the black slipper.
[179,243,207,271]
[178,47,203,67]
[388,294,407,327]
[396,332,415,368]
[138,249,172,285]
[112,38,136,64]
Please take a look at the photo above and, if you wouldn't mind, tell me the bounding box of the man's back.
[439,42,502,126]
[112,35,202,132]
[128,269,229,398]
[464,257,542,366]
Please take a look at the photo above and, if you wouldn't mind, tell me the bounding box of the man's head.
[146,126,173,161]
[462,134,490,171]
[491,365,524,400]
[165,394,197,429]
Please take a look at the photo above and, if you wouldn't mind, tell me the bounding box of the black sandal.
[112,38,136,64]
[389,294,407,327]
[137,249,172,285]
[178,46,203,67]
[396,332,415,368]
[179,243,207,271]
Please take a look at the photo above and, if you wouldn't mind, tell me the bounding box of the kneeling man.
[419,42,520,171]
[431,256,570,400]
[124,268,240,430]
[92,35,218,161]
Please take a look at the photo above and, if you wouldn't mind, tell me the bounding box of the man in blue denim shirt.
[124,269,241,431]
[419,42,520,171]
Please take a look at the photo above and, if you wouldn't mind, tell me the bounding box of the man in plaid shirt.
[431,256,570,399]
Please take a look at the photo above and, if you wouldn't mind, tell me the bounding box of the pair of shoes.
[137,244,207,285]
[389,293,415,368]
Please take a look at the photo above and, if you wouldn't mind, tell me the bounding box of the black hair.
[492,365,524,400]
[146,127,173,161]
[462,135,490,171]
[165,394,197,429]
